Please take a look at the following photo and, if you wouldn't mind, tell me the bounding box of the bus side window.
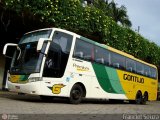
[136,62,144,75]
[126,67,132,72]
[94,46,110,65]
[126,58,136,73]
[111,52,125,70]
[74,51,84,59]
[144,65,151,77]
[113,63,120,68]
[150,68,157,79]
[95,58,105,64]
[73,38,94,61]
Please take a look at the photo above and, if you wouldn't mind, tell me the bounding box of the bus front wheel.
[69,84,84,104]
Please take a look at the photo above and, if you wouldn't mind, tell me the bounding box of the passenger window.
[144,65,151,77]
[53,31,72,53]
[126,58,136,72]
[136,62,144,75]
[94,46,110,65]
[111,52,125,70]
[73,38,94,61]
[150,68,157,79]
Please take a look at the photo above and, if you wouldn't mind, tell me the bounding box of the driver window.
[43,42,61,77]
[43,31,73,78]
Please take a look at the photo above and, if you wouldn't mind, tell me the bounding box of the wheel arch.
[72,82,86,97]
[136,90,142,100]
[137,90,142,96]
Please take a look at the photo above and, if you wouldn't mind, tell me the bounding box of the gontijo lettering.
[123,74,144,84]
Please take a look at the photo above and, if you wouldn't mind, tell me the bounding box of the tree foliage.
[107,1,132,27]
[2,0,160,67]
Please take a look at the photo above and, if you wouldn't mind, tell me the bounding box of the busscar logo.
[73,63,89,72]
[52,84,65,94]
[123,74,144,84]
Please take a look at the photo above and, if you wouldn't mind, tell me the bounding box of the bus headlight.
[29,77,42,82]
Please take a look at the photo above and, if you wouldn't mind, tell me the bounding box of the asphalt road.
[0,91,160,120]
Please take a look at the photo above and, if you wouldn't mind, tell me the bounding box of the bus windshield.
[10,30,51,74]
[19,29,52,44]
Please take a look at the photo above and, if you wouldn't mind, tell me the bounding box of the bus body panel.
[117,70,157,101]
[5,28,158,102]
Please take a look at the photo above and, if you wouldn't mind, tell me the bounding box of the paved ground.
[0,91,160,120]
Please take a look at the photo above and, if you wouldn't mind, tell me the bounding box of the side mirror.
[3,43,21,59]
[3,43,19,59]
[37,38,51,51]
[3,43,18,55]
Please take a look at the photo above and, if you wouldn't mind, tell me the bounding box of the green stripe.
[92,63,125,94]
[105,67,125,94]
[19,75,29,81]
[92,63,116,93]
[17,75,29,83]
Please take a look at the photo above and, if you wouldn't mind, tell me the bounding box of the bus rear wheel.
[142,92,148,105]
[130,91,143,104]
[69,84,84,104]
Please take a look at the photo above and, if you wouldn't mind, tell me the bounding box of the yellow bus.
[3,28,158,104]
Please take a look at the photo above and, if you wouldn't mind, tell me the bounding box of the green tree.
[2,0,160,67]
[108,0,132,27]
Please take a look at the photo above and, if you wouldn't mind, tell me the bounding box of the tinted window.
[136,62,144,75]
[111,52,125,69]
[74,38,94,61]
[144,65,151,77]
[10,42,47,74]
[94,46,110,65]
[126,58,136,73]
[53,31,72,53]
[150,67,157,79]
[43,31,73,78]
[19,30,52,44]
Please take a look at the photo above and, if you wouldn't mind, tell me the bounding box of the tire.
[69,84,84,104]
[135,91,143,104]
[40,95,54,102]
[130,91,143,104]
[142,92,148,105]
